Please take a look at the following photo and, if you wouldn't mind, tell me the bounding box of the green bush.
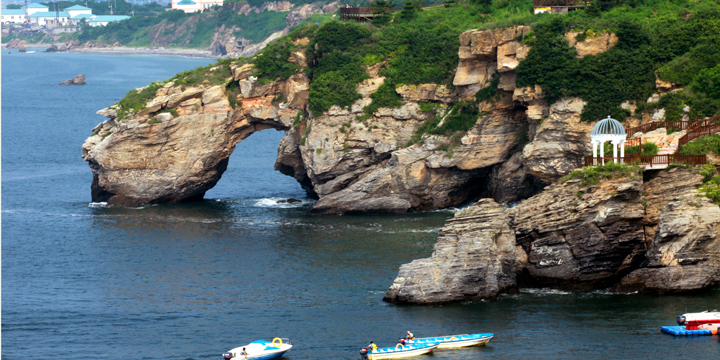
[254,38,300,84]
[117,82,163,120]
[679,134,720,156]
[308,71,364,114]
[559,162,642,186]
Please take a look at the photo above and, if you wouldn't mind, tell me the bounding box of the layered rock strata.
[385,167,720,303]
[511,175,646,289]
[384,199,517,303]
[82,25,619,213]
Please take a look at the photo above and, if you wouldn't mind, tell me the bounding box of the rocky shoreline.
[79,23,720,298]
[385,167,720,303]
[3,43,216,58]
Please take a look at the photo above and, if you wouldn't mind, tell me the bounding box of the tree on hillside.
[371,0,393,25]
[400,0,416,20]
[444,0,457,8]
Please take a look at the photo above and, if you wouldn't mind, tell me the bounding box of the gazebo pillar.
[612,140,618,163]
[600,140,605,165]
[620,140,625,163]
[592,141,598,165]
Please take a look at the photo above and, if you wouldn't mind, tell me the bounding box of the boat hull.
[412,333,493,349]
[242,349,288,359]
[367,345,437,359]
[435,336,493,349]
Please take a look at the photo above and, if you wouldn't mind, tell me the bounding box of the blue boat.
[411,333,494,348]
[222,338,292,359]
[362,342,439,359]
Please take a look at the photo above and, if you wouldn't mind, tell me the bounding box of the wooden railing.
[338,7,380,19]
[533,0,591,6]
[625,121,692,137]
[678,122,720,148]
[624,137,642,149]
[689,114,720,129]
[338,4,445,19]
[584,154,706,167]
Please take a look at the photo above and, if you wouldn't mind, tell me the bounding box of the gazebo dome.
[591,116,626,136]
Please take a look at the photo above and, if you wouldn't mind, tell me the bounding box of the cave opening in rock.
[204,128,306,202]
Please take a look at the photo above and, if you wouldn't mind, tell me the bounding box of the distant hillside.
[65,0,341,55]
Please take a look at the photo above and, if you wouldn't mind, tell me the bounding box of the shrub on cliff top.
[254,37,300,84]
[116,81,163,121]
[559,162,642,186]
[679,134,720,156]
[172,58,234,87]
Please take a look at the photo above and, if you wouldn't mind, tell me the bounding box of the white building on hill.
[23,3,49,15]
[29,11,71,27]
[87,15,131,27]
[171,0,223,13]
[64,5,93,18]
[1,9,27,24]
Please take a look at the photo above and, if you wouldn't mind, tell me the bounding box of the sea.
[2,48,719,360]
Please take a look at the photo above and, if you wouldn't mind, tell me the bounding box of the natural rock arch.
[83,103,299,207]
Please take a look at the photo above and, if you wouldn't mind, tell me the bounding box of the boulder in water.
[59,74,86,85]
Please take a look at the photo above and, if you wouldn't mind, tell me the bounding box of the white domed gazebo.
[591,116,627,165]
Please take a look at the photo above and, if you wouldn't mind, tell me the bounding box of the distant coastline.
[3,43,216,58]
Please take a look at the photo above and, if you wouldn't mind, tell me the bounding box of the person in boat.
[365,341,377,353]
[405,331,415,342]
[239,347,248,359]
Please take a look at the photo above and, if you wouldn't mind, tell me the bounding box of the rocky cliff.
[384,199,517,303]
[385,167,720,303]
[82,25,620,213]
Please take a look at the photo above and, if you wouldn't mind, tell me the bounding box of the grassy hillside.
[45,0,336,49]
[250,0,720,122]
[116,0,720,127]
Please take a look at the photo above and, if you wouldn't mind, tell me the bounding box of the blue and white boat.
[411,333,493,348]
[222,338,292,359]
[361,342,438,359]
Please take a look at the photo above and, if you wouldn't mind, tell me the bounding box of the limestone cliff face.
[385,167,720,303]
[83,63,303,206]
[616,169,720,294]
[82,25,615,213]
[510,175,646,289]
[384,199,517,303]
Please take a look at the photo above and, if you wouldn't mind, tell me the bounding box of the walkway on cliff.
[585,114,720,169]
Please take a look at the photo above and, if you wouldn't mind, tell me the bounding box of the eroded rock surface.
[384,199,517,303]
[510,175,646,289]
[385,165,720,303]
[522,97,592,185]
[617,191,720,294]
[83,25,600,213]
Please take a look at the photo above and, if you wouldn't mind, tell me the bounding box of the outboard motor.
[222,352,233,360]
[677,315,686,325]
[359,348,369,359]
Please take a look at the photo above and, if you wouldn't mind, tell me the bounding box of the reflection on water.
[3,50,719,360]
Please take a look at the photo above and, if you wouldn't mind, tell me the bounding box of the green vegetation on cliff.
[559,162,642,186]
[679,134,720,156]
[516,2,720,121]
[113,0,720,134]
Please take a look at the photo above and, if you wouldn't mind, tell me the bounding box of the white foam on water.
[88,202,108,208]
[380,228,441,233]
[520,288,573,296]
[251,197,314,208]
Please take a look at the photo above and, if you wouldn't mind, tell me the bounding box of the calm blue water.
[2,49,719,360]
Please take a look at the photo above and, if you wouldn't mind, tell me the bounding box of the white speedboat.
[222,338,292,360]
[360,343,438,359]
[412,333,493,348]
[677,310,720,329]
